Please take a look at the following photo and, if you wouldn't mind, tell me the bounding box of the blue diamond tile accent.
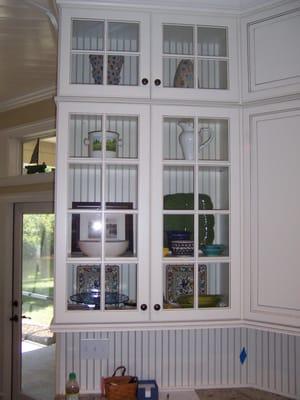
[240,347,247,364]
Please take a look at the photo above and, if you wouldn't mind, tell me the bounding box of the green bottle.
[66,372,80,400]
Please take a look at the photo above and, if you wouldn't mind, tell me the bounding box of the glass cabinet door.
[54,102,150,325]
[151,14,239,101]
[58,8,150,98]
[151,105,240,321]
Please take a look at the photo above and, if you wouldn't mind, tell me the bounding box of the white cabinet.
[57,3,239,102]
[54,102,151,324]
[150,105,241,321]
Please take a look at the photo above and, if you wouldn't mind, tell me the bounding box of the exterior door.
[12,202,55,400]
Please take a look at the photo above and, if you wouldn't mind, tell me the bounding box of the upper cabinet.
[58,8,151,98]
[151,13,239,102]
[57,6,239,102]
[241,4,300,101]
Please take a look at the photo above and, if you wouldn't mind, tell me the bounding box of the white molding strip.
[0,117,56,139]
[0,86,56,113]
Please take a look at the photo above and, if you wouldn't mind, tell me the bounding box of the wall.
[56,327,300,398]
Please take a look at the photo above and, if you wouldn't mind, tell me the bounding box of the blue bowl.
[200,244,225,256]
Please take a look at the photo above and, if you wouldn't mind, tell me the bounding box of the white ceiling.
[0,0,283,111]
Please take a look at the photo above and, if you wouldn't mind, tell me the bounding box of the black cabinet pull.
[141,78,149,85]
[140,304,148,311]
[154,304,161,311]
[154,79,161,86]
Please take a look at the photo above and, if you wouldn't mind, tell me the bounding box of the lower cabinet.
[243,100,300,329]
[53,101,241,327]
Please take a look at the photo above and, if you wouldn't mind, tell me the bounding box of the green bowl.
[177,294,222,308]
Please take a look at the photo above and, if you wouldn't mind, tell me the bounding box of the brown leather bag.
[102,366,137,400]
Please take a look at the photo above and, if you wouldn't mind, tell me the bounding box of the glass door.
[151,105,241,322]
[12,203,55,400]
[58,8,150,98]
[54,102,150,325]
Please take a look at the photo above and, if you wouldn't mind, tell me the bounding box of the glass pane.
[164,214,194,257]
[72,20,104,51]
[69,213,102,257]
[163,167,194,209]
[198,167,229,210]
[107,55,138,86]
[107,22,139,52]
[68,264,101,310]
[71,54,104,84]
[105,213,136,257]
[198,119,228,161]
[163,25,194,55]
[105,264,137,310]
[198,60,228,89]
[22,136,56,174]
[197,27,227,57]
[163,58,194,88]
[68,164,102,209]
[163,118,194,160]
[105,165,138,209]
[69,114,102,158]
[200,263,229,307]
[199,214,229,257]
[163,264,194,309]
[107,116,138,159]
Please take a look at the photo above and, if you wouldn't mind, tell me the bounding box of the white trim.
[0,86,56,113]
[0,118,56,139]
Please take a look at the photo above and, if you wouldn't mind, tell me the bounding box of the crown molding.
[0,86,57,113]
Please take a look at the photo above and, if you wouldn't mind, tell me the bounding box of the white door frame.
[12,202,54,400]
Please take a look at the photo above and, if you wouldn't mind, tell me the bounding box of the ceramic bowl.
[78,240,129,257]
[200,244,225,256]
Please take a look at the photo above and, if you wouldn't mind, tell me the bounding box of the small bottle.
[66,372,80,400]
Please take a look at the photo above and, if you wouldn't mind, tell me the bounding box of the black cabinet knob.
[141,78,149,85]
[154,79,161,86]
[154,304,161,311]
[140,304,148,311]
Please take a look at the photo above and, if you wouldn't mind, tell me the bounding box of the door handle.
[10,315,19,322]
[22,315,31,319]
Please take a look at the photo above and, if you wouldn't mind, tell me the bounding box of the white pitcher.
[178,121,213,160]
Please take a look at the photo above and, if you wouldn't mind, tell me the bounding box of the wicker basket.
[102,366,137,400]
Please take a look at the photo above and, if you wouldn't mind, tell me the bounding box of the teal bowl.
[201,244,225,256]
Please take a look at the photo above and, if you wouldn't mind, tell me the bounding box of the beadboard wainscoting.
[56,327,300,399]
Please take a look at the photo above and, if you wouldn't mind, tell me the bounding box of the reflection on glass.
[199,214,229,257]
[163,25,194,55]
[107,22,139,52]
[163,118,194,160]
[198,119,228,161]
[198,60,227,89]
[69,213,102,257]
[199,263,229,307]
[105,165,138,209]
[69,114,103,158]
[72,20,104,51]
[105,214,136,257]
[197,27,227,57]
[106,116,138,159]
[163,215,194,257]
[105,264,137,310]
[163,167,194,207]
[198,167,229,210]
[163,264,194,309]
[163,58,194,88]
[69,164,102,208]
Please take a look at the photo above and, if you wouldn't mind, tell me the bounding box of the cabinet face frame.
[57,7,151,98]
[54,101,150,325]
[150,105,241,322]
[151,13,240,102]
